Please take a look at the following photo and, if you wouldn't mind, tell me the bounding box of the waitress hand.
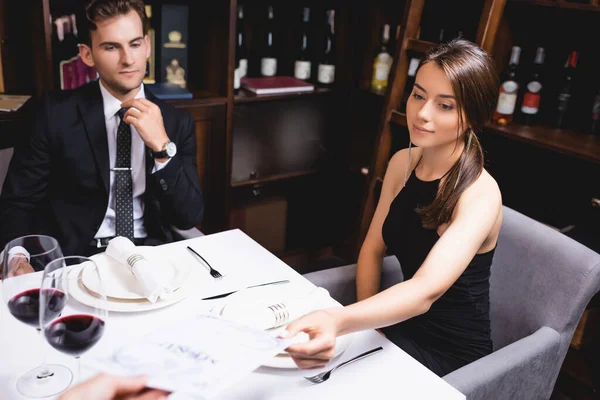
[280,308,343,369]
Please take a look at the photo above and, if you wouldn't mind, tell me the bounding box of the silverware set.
[186,244,382,385]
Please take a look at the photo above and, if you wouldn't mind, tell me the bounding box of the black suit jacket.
[0,80,203,256]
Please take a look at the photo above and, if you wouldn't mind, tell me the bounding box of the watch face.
[165,142,177,157]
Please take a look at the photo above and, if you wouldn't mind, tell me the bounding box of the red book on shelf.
[240,76,314,95]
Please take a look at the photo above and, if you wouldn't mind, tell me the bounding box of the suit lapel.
[78,81,110,194]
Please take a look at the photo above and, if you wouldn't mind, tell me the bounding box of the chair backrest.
[490,206,600,355]
[0,147,14,193]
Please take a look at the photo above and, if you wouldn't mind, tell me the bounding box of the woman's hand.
[281,308,343,369]
[58,374,169,400]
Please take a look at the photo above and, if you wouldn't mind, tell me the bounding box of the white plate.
[86,246,190,300]
[69,264,191,313]
[211,284,353,369]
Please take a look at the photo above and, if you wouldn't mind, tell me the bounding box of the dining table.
[0,229,466,399]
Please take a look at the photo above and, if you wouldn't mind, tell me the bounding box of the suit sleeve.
[0,94,53,248]
[149,112,204,230]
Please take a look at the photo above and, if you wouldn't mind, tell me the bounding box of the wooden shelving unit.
[0,0,417,261]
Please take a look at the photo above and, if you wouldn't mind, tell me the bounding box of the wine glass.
[40,256,108,384]
[1,235,73,398]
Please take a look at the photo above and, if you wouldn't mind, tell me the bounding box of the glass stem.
[75,356,81,382]
[36,328,54,379]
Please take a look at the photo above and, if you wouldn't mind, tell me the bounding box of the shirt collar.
[99,80,145,121]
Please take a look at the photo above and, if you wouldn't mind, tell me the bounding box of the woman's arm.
[341,174,501,335]
[284,173,501,368]
[356,149,410,301]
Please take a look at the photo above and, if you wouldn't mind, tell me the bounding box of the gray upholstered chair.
[0,147,203,239]
[304,206,600,400]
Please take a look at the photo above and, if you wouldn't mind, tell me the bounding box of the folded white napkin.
[105,237,173,303]
[220,287,331,330]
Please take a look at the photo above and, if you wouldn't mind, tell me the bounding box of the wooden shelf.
[167,97,228,108]
[511,0,600,12]
[358,87,386,98]
[234,88,333,104]
[485,122,600,164]
[406,39,436,54]
[231,169,318,188]
[390,110,408,126]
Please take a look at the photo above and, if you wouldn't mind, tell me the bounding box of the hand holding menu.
[85,313,291,399]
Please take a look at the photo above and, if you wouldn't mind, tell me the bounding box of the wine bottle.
[370,24,393,94]
[493,46,521,126]
[556,51,578,129]
[261,6,277,77]
[520,47,545,126]
[294,8,312,81]
[400,57,421,112]
[317,9,336,87]
[234,46,241,94]
[591,89,600,136]
[236,5,247,80]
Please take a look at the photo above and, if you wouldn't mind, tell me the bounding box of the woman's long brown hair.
[414,39,499,229]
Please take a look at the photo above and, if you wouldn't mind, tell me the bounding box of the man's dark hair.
[78,0,149,46]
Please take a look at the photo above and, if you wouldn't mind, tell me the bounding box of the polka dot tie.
[115,108,134,239]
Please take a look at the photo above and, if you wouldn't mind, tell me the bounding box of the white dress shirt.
[95,81,170,239]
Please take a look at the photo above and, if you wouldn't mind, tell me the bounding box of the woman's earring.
[466,129,473,150]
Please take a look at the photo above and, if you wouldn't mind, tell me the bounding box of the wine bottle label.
[408,58,420,77]
[234,67,241,89]
[496,92,517,115]
[501,80,518,94]
[374,53,392,81]
[521,92,540,114]
[261,58,277,76]
[557,93,571,112]
[294,61,311,80]
[526,81,542,93]
[239,59,248,78]
[496,81,518,115]
[318,64,335,84]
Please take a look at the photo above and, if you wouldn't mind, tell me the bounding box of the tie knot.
[117,108,128,120]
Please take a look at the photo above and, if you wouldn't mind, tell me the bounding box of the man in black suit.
[0,0,203,257]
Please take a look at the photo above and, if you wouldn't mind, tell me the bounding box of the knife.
[201,279,291,300]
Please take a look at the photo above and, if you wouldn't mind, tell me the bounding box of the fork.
[186,246,223,279]
[304,346,383,384]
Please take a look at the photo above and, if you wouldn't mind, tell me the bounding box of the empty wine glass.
[40,256,108,384]
[1,235,72,398]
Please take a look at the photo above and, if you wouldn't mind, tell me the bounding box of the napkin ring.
[268,303,289,326]
[126,254,146,269]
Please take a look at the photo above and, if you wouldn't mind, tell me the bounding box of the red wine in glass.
[7,288,66,328]
[44,314,105,357]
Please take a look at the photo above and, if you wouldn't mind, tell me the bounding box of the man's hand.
[120,98,170,157]
[58,374,169,400]
[1,255,35,279]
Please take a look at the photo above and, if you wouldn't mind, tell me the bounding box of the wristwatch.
[151,141,177,159]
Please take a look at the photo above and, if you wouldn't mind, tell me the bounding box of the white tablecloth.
[0,229,465,399]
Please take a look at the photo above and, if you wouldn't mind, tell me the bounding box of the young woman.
[282,39,502,377]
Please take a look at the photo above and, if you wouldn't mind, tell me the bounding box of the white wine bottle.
[371,24,393,94]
